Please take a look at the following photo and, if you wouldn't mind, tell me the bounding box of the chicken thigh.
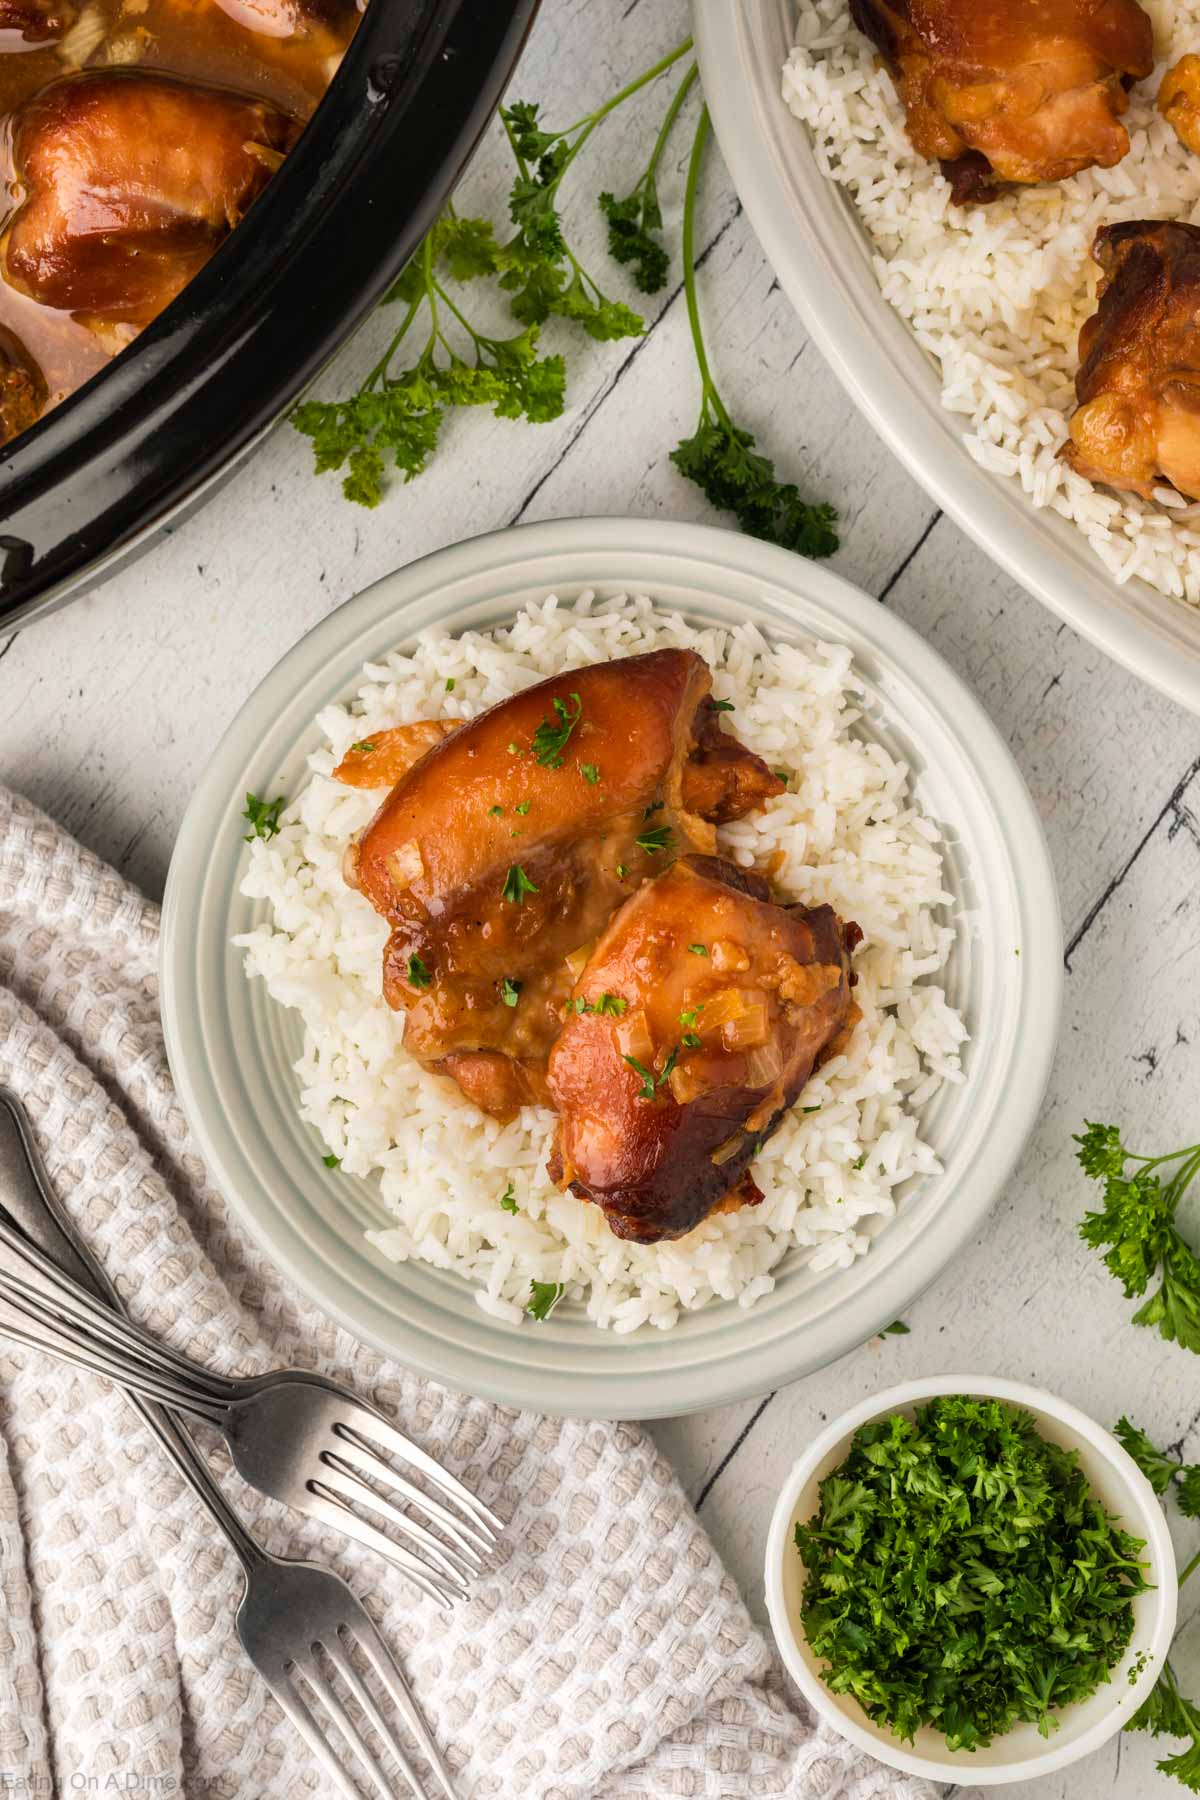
[0,0,71,39]
[546,857,860,1243]
[1063,220,1200,501]
[0,325,47,446]
[850,0,1154,202]
[346,650,785,1120]
[3,72,297,331]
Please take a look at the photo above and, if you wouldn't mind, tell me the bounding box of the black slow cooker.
[0,0,540,632]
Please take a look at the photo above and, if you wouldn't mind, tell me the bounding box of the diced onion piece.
[387,841,424,891]
[565,942,593,982]
[712,939,750,974]
[710,1132,743,1166]
[615,1009,653,1066]
[695,986,747,1029]
[105,29,148,64]
[745,1041,783,1087]
[57,2,106,64]
[722,1001,769,1052]
[668,1062,706,1105]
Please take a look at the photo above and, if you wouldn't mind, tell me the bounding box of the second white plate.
[694,0,1200,715]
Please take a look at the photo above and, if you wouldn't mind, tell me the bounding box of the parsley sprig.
[796,1396,1149,1751]
[242,793,285,842]
[1077,1123,1200,1353]
[671,108,838,557]
[600,62,699,294]
[1114,1418,1200,1788]
[531,692,583,768]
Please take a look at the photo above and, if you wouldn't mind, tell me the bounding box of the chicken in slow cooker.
[0,0,363,444]
[850,0,1155,203]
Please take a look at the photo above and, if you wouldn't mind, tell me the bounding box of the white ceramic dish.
[765,1375,1178,1786]
[160,517,1061,1419]
[693,0,1200,716]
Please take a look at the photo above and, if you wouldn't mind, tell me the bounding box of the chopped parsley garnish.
[489,804,503,817]
[242,793,285,842]
[349,739,376,754]
[499,1183,519,1214]
[709,700,735,713]
[635,825,673,856]
[616,863,628,879]
[406,955,432,989]
[500,977,523,1007]
[679,1005,704,1028]
[796,1396,1149,1752]
[502,864,539,905]
[643,800,663,817]
[802,1105,821,1115]
[515,800,532,815]
[881,1320,909,1336]
[575,992,627,1017]
[321,1153,341,1169]
[445,677,455,691]
[773,769,789,783]
[1077,1122,1200,1353]
[527,1279,564,1322]
[681,1032,701,1049]
[687,943,707,956]
[1113,1416,1200,1506]
[580,763,600,784]
[622,1055,659,1102]
[852,1153,866,1171]
[531,692,583,768]
[507,742,522,756]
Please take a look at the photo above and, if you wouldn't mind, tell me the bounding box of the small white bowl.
[765,1375,1178,1787]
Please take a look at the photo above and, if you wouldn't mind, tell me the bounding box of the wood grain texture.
[2,1,1198,1792]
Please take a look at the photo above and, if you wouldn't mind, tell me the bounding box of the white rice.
[782,0,1200,606]
[236,593,966,1331]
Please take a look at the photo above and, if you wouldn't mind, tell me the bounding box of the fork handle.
[0,1090,265,1575]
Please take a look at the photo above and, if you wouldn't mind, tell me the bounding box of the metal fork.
[0,1089,460,1800]
[0,1092,499,1608]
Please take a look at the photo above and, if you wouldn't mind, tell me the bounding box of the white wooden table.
[3,3,1198,1794]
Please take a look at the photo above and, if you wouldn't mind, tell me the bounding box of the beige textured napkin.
[0,784,937,1800]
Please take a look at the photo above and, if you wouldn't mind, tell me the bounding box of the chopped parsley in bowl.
[765,1377,1178,1787]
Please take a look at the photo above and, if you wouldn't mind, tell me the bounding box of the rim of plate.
[160,516,1062,1419]
[693,0,1200,716]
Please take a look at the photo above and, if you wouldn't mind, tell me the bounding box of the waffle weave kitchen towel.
[0,784,936,1800]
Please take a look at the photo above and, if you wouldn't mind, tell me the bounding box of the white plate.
[694,0,1200,715]
[160,517,1061,1419]
[766,1376,1178,1784]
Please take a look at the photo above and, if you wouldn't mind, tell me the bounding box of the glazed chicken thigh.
[850,0,1154,201]
[345,650,784,1121]
[1063,220,1200,501]
[0,0,71,38]
[546,858,860,1243]
[3,72,297,332]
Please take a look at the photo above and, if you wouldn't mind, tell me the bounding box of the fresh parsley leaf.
[797,1395,1150,1751]
[580,763,600,784]
[1077,1123,1200,1352]
[672,108,838,558]
[1114,1416,1183,1494]
[688,943,708,956]
[598,62,697,294]
[445,677,455,691]
[616,863,628,879]
[881,1320,910,1336]
[349,739,376,753]
[500,1182,519,1214]
[502,864,539,905]
[592,993,627,1016]
[531,692,583,768]
[1132,1661,1200,1790]
[636,825,674,855]
[681,1032,701,1049]
[242,793,285,842]
[623,1055,659,1102]
[500,977,522,1008]
[527,1278,564,1322]
[322,1153,341,1169]
[489,804,503,817]
[515,800,532,816]
[406,955,432,990]
[709,700,735,712]
[679,1005,704,1027]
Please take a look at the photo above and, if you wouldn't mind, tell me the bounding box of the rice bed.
[236,594,966,1332]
